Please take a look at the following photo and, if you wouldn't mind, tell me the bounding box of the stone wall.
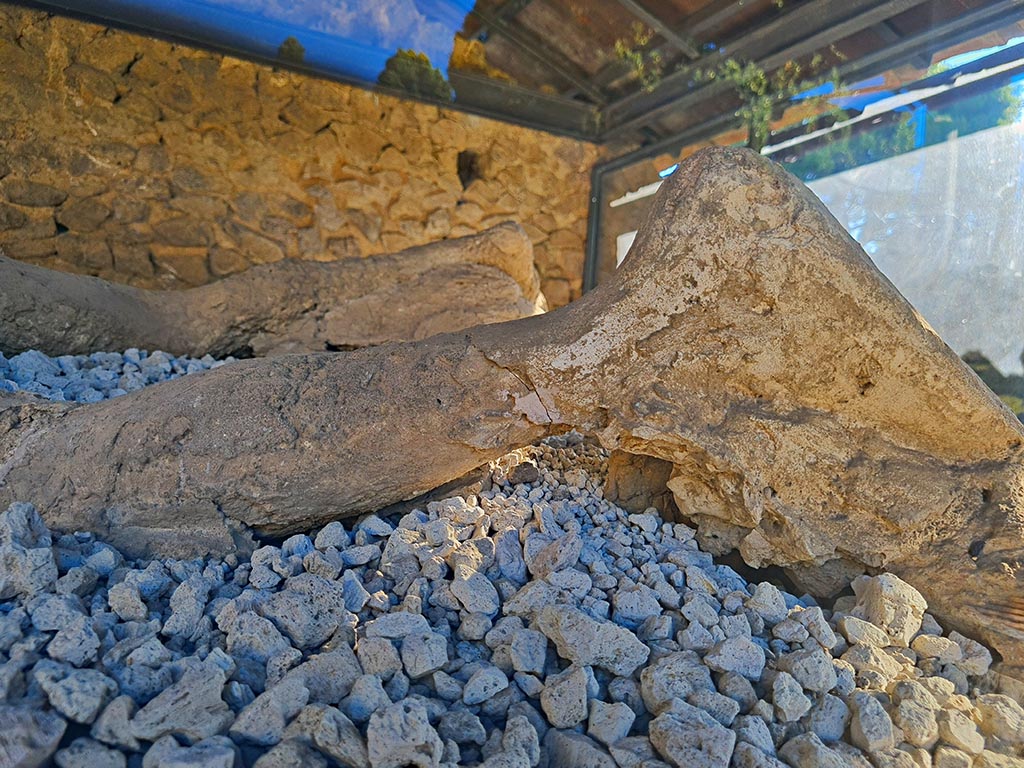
[0,5,599,306]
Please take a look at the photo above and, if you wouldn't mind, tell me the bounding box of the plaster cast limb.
[0,222,544,358]
[3,147,1024,675]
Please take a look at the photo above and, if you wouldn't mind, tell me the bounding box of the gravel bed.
[0,348,234,403]
[2,354,1024,767]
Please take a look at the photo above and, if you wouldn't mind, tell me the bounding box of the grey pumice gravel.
[2,427,1024,767]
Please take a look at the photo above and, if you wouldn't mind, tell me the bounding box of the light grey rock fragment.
[258,586,341,649]
[226,611,292,675]
[745,583,788,626]
[157,736,239,768]
[777,733,851,768]
[503,581,559,620]
[54,737,126,768]
[608,736,659,768]
[794,606,837,649]
[91,695,140,751]
[807,693,850,743]
[47,614,100,667]
[451,564,501,616]
[838,615,891,647]
[849,690,897,753]
[0,502,51,548]
[284,703,370,768]
[910,634,962,662]
[947,631,993,676]
[107,581,148,622]
[771,671,811,723]
[130,662,233,744]
[685,688,740,727]
[161,576,211,640]
[252,740,328,768]
[0,704,67,768]
[733,714,775,756]
[852,574,927,647]
[464,666,508,705]
[717,671,757,713]
[502,715,540,766]
[527,533,583,579]
[543,730,616,768]
[509,628,547,676]
[280,646,362,704]
[731,742,788,768]
[36,663,118,724]
[534,605,649,676]
[540,665,589,729]
[587,699,635,747]
[495,528,527,584]
[937,708,985,755]
[976,693,1024,744]
[649,698,736,768]
[230,676,309,746]
[704,637,765,681]
[315,522,350,550]
[0,606,27,653]
[401,631,448,679]
[933,746,972,768]
[640,651,714,715]
[776,647,837,693]
[342,570,371,612]
[0,534,58,599]
[891,687,938,749]
[611,583,662,627]
[343,675,391,725]
[358,637,403,680]
[364,612,430,639]
[341,545,381,567]
[366,699,443,768]
[438,710,487,746]
[29,594,85,630]
[141,734,180,768]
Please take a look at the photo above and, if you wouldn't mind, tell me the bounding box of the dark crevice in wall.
[457,150,480,190]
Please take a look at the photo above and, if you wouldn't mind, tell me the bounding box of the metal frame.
[467,5,608,103]
[600,0,939,139]
[583,0,1024,290]
[613,0,701,59]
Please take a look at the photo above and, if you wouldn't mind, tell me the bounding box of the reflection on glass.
[71,0,487,101]
[199,0,473,87]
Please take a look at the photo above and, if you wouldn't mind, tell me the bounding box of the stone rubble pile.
[2,435,1023,768]
[0,348,234,403]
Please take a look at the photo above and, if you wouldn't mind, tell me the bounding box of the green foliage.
[783,114,915,180]
[963,351,1024,422]
[784,82,1022,180]
[1000,395,1024,420]
[695,54,840,152]
[378,49,452,102]
[614,23,663,93]
[277,36,305,65]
